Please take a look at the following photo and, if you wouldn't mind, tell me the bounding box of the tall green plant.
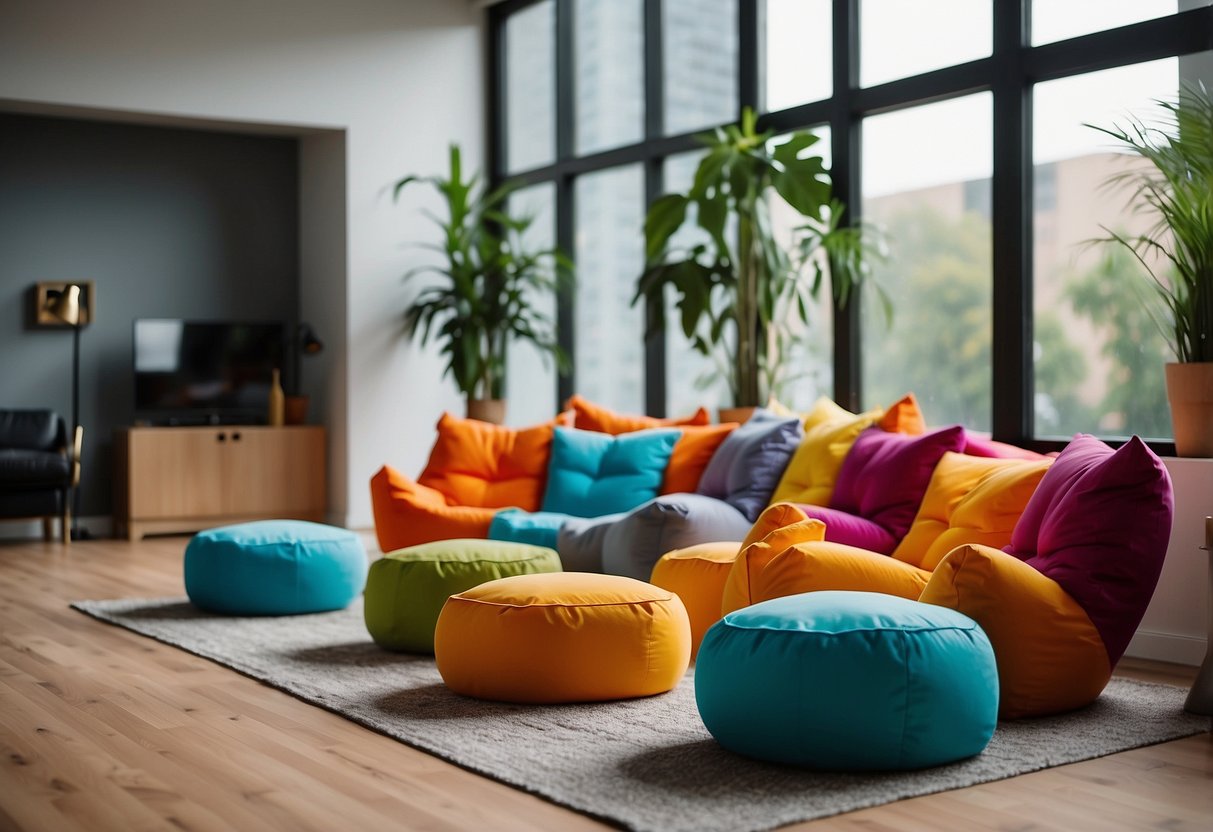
[634,108,879,407]
[1089,82,1213,363]
[394,145,568,401]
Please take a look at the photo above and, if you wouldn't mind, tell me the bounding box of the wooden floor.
[0,537,1210,832]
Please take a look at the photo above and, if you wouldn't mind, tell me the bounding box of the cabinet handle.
[217,432,227,442]
[232,432,242,442]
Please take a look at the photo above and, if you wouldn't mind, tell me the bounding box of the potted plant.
[394,145,569,424]
[634,108,884,417]
[1091,82,1213,455]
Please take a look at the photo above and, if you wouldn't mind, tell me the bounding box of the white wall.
[1125,458,1213,667]
[0,0,482,527]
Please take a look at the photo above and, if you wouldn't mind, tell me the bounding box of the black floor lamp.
[45,283,89,541]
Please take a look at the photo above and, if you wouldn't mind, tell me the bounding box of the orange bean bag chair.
[370,413,558,552]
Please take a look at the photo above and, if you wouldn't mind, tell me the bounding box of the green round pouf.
[364,539,562,653]
[695,590,999,770]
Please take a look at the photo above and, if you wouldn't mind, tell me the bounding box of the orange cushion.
[417,413,554,510]
[434,572,691,703]
[369,465,496,552]
[750,540,931,605]
[566,394,710,434]
[891,453,1052,570]
[650,542,738,660]
[919,543,1111,719]
[877,392,926,434]
[721,514,826,614]
[661,423,739,494]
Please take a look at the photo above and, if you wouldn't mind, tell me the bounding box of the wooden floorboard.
[0,535,1209,831]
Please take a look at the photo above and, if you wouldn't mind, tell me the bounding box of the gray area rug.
[73,597,1210,832]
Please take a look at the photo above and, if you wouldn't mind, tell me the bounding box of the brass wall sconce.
[33,281,95,327]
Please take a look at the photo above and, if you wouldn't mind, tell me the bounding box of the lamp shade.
[300,323,324,354]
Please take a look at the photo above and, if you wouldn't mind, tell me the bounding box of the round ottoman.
[435,572,691,703]
[695,590,998,770]
[184,520,367,615]
[650,542,737,660]
[364,539,562,654]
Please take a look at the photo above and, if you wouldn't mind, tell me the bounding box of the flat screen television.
[133,319,285,425]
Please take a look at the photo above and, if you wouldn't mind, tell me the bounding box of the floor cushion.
[649,541,738,660]
[696,590,998,770]
[661,423,739,494]
[601,493,755,580]
[434,572,690,703]
[185,520,367,615]
[364,539,561,654]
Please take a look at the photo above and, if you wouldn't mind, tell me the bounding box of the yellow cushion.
[750,540,931,605]
[650,542,738,661]
[433,572,690,703]
[770,394,926,507]
[720,516,826,614]
[892,453,1052,570]
[920,544,1111,719]
[770,403,883,506]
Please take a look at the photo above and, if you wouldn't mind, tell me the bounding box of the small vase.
[267,369,285,427]
[1165,362,1213,457]
[284,395,309,425]
[467,398,506,425]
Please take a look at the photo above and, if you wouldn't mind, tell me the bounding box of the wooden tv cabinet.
[113,425,326,541]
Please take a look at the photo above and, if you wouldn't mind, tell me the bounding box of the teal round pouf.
[185,520,367,615]
[695,591,998,770]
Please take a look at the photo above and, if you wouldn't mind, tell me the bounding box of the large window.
[490,0,1213,449]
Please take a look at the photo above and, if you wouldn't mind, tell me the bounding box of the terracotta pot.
[718,406,756,425]
[1165,362,1213,457]
[467,398,506,425]
[284,395,310,426]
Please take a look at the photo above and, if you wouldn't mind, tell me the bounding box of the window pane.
[575,165,646,412]
[764,0,832,112]
[1031,1,1199,46]
[507,183,559,426]
[860,0,991,88]
[663,150,731,417]
[506,0,555,173]
[576,0,644,155]
[1031,59,1191,440]
[664,0,738,135]
[862,94,993,429]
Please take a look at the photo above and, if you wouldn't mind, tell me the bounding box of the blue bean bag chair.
[185,520,367,615]
[695,590,998,770]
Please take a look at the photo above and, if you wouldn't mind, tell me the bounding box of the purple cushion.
[828,425,967,552]
[798,504,897,553]
[963,430,1048,461]
[1009,435,1173,665]
[697,409,803,523]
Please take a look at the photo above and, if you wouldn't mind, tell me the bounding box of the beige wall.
[0,0,485,528]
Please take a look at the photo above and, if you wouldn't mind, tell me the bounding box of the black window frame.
[488,0,1213,454]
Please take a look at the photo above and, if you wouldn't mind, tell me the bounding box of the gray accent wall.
[0,113,300,519]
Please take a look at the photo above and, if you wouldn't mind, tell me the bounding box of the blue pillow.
[542,427,680,518]
[696,409,803,522]
[488,509,569,551]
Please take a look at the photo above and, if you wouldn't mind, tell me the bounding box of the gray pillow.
[696,409,803,522]
[601,493,754,580]
[556,512,627,573]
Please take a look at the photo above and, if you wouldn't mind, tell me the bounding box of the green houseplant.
[394,145,568,424]
[1091,82,1213,455]
[634,108,884,412]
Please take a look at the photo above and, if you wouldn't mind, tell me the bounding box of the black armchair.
[0,410,82,544]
